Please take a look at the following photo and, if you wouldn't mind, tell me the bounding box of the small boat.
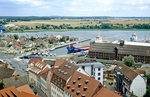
[50,47,55,51]
[67,44,90,53]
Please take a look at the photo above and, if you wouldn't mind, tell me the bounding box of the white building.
[115,64,146,97]
[4,24,15,28]
[77,62,104,84]
[95,32,102,43]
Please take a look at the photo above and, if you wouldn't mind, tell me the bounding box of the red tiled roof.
[29,61,50,77]
[20,41,26,45]
[133,69,146,75]
[28,58,43,64]
[53,60,79,81]
[15,45,21,49]
[94,87,122,97]
[40,67,49,75]
[64,71,102,97]
[54,58,66,67]
[19,92,39,97]
[0,86,19,97]
[16,84,35,95]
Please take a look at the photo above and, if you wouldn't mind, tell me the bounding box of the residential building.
[64,71,102,97]
[28,60,50,89]
[46,67,56,97]
[28,58,43,68]
[0,61,19,80]
[40,68,49,95]
[115,64,146,97]
[50,59,88,97]
[77,62,104,84]
[46,59,72,97]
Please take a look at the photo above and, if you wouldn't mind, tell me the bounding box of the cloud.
[9,0,44,6]
[0,0,150,16]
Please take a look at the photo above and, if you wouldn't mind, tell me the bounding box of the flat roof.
[77,62,104,68]
[112,40,150,47]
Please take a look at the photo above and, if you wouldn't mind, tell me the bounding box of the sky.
[0,0,150,17]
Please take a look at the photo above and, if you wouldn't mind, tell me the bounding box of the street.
[0,53,28,76]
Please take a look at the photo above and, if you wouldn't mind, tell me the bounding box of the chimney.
[119,40,124,46]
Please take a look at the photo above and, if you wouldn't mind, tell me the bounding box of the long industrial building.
[88,35,150,63]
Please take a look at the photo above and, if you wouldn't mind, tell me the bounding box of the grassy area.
[10,19,150,27]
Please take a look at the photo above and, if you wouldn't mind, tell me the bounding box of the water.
[4,30,150,55]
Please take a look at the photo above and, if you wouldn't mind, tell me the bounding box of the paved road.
[0,53,28,76]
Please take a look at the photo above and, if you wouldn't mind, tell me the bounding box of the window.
[85,80,89,84]
[76,91,80,95]
[82,66,85,70]
[98,73,100,76]
[78,83,82,88]
[98,68,100,71]
[73,80,76,84]
[78,76,82,80]
[98,77,100,80]
[83,87,88,91]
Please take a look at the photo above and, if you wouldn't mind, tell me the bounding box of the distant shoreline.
[4,29,150,33]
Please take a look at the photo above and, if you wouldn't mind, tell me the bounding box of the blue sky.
[0,0,150,16]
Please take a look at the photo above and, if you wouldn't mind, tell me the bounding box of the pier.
[47,38,91,50]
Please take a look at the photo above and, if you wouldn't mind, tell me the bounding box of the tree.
[144,89,150,97]
[30,36,36,41]
[13,34,19,40]
[123,55,135,67]
[0,80,3,89]
[146,74,150,89]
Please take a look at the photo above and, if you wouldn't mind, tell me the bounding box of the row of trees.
[37,23,150,30]
[5,23,150,32]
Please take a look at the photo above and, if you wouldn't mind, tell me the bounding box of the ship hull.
[67,45,90,53]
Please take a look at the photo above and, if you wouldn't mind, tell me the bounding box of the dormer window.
[83,87,88,91]
[82,94,86,97]
[64,72,67,75]
[61,70,64,73]
[67,85,70,89]
[85,80,89,84]
[73,80,76,84]
[78,76,82,80]
[72,88,75,92]
[78,83,82,88]
[58,69,61,72]
[68,66,71,69]
[76,91,80,95]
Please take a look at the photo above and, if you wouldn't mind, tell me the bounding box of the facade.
[46,68,56,97]
[50,59,88,97]
[28,60,50,93]
[89,39,150,63]
[115,64,146,97]
[51,60,79,97]
[77,62,104,84]
[40,69,49,95]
